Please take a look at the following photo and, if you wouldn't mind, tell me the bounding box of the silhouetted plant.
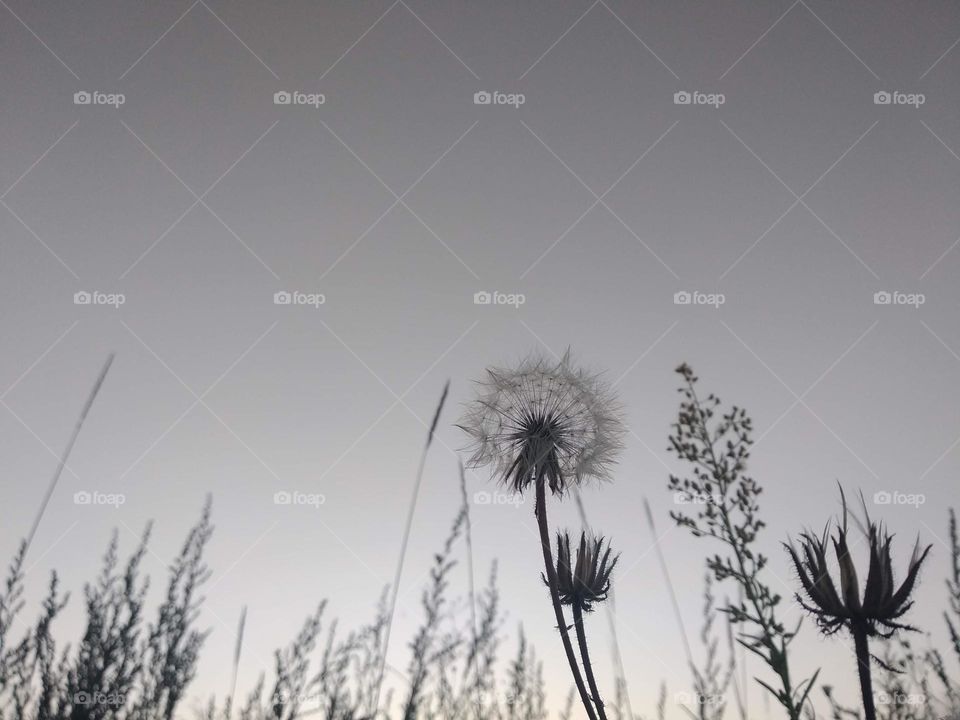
[553,531,619,719]
[460,351,625,720]
[785,487,931,720]
[667,363,816,720]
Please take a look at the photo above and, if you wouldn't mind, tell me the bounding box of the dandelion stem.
[852,624,876,720]
[572,603,608,720]
[535,480,597,720]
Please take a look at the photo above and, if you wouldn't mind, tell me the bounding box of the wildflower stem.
[852,624,877,720]
[535,480,597,720]
[572,603,608,720]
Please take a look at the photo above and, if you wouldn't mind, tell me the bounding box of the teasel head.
[550,531,619,612]
[785,486,932,639]
[458,351,624,497]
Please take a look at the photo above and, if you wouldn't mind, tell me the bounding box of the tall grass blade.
[643,497,694,666]
[25,353,114,557]
[373,380,450,713]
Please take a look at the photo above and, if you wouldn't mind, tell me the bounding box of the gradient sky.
[1,1,959,718]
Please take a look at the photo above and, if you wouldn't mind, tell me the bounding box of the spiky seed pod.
[552,532,619,612]
[785,488,932,638]
[458,351,624,496]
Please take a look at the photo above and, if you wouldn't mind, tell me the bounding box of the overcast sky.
[1,1,959,717]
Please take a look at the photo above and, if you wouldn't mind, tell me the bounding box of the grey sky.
[1,1,959,717]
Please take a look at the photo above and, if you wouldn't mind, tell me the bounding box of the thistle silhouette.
[553,532,619,719]
[785,486,932,720]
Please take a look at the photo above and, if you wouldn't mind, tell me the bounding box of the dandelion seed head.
[458,351,624,495]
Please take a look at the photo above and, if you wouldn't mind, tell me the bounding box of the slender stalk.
[535,481,597,720]
[458,459,481,719]
[572,604,607,720]
[25,353,115,557]
[226,605,246,719]
[852,625,876,720]
[574,490,633,720]
[373,381,449,715]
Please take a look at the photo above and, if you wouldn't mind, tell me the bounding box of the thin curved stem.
[535,481,597,720]
[573,603,607,720]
